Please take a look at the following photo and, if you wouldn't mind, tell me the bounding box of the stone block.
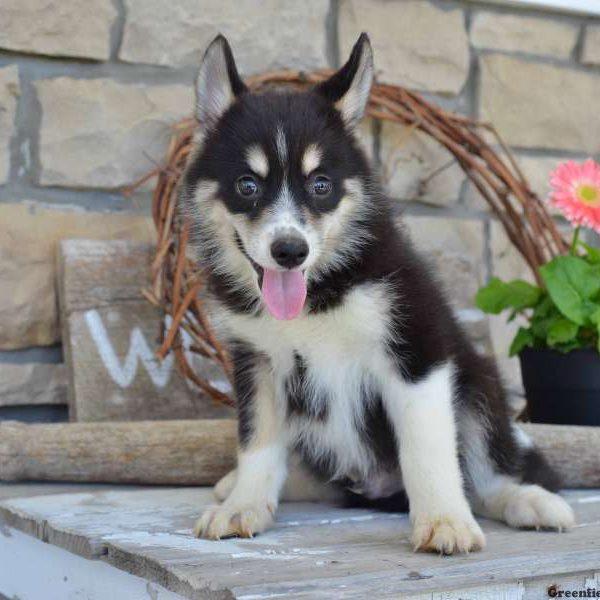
[0,0,116,60]
[0,203,154,349]
[339,0,469,95]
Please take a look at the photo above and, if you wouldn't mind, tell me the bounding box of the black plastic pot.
[519,347,600,426]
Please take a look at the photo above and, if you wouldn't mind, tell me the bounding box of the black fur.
[230,340,263,447]
[285,353,328,421]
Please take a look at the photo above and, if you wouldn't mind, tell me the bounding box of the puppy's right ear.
[195,35,247,128]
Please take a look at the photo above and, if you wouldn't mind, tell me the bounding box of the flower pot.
[519,347,600,426]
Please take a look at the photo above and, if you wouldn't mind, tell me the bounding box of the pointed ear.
[195,35,247,128]
[316,33,374,128]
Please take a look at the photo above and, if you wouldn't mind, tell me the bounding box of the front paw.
[193,499,276,540]
[411,511,485,554]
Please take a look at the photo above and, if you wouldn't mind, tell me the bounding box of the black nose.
[270,237,309,269]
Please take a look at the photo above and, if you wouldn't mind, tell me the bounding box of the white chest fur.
[221,282,394,479]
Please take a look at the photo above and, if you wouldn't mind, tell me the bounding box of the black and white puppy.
[180,33,574,553]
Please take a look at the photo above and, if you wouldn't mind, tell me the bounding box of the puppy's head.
[180,33,375,320]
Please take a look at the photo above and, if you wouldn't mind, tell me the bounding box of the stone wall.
[1,0,599,405]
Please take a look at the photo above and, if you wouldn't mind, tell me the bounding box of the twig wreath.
[138,69,569,406]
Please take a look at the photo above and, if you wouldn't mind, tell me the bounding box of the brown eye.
[236,175,259,197]
[311,174,332,197]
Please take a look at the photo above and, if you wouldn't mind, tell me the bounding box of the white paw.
[504,485,575,531]
[214,469,237,502]
[193,499,275,540]
[411,511,485,554]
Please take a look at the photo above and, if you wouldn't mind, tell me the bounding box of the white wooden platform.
[1,485,600,599]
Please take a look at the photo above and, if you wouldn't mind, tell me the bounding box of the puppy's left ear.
[316,33,374,128]
[195,35,247,129]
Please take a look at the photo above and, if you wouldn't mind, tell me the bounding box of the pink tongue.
[261,268,307,320]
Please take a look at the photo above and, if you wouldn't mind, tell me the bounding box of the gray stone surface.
[0,202,154,349]
[463,153,572,215]
[36,78,192,189]
[471,12,578,59]
[404,215,484,310]
[119,0,330,72]
[0,0,116,60]
[380,122,465,207]
[339,0,469,95]
[581,24,600,66]
[0,66,20,184]
[0,363,67,406]
[479,54,600,153]
[488,220,533,391]
[513,154,577,215]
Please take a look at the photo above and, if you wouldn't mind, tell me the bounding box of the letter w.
[84,309,173,388]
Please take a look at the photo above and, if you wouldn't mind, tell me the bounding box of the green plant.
[476,241,600,356]
[476,159,600,357]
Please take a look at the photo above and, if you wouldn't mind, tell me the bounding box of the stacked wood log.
[0,419,598,488]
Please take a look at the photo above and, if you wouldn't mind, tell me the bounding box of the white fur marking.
[195,445,288,539]
[336,41,373,127]
[196,41,235,126]
[512,423,534,449]
[302,144,321,175]
[462,415,575,530]
[246,145,269,178]
[382,363,485,552]
[276,127,287,166]
[220,283,393,480]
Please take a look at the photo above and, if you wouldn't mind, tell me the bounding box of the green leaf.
[579,241,600,264]
[590,306,600,326]
[539,256,600,325]
[531,316,554,339]
[509,327,535,357]
[532,294,554,319]
[475,278,542,315]
[547,318,579,347]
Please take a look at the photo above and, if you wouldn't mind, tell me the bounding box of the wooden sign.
[58,239,233,422]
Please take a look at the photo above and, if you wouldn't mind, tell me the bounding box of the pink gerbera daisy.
[549,159,600,234]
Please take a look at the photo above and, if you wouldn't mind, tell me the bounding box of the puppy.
[178,33,575,553]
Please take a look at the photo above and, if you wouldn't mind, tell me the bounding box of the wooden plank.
[0,420,237,484]
[0,482,147,500]
[57,239,232,422]
[1,488,599,599]
[1,527,187,600]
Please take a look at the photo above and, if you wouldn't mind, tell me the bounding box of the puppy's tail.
[521,446,562,492]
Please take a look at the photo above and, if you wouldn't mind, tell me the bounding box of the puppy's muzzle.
[271,236,309,269]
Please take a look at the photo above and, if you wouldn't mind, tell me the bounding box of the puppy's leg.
[194,349,287,539]
[463,418,575,531]
[214,453,341,503]
[383,363,485,554]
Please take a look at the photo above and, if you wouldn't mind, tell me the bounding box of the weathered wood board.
[58,239,232,422]
[0,420,598,487]
[1,487,599,599]
[0,419,237,484]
